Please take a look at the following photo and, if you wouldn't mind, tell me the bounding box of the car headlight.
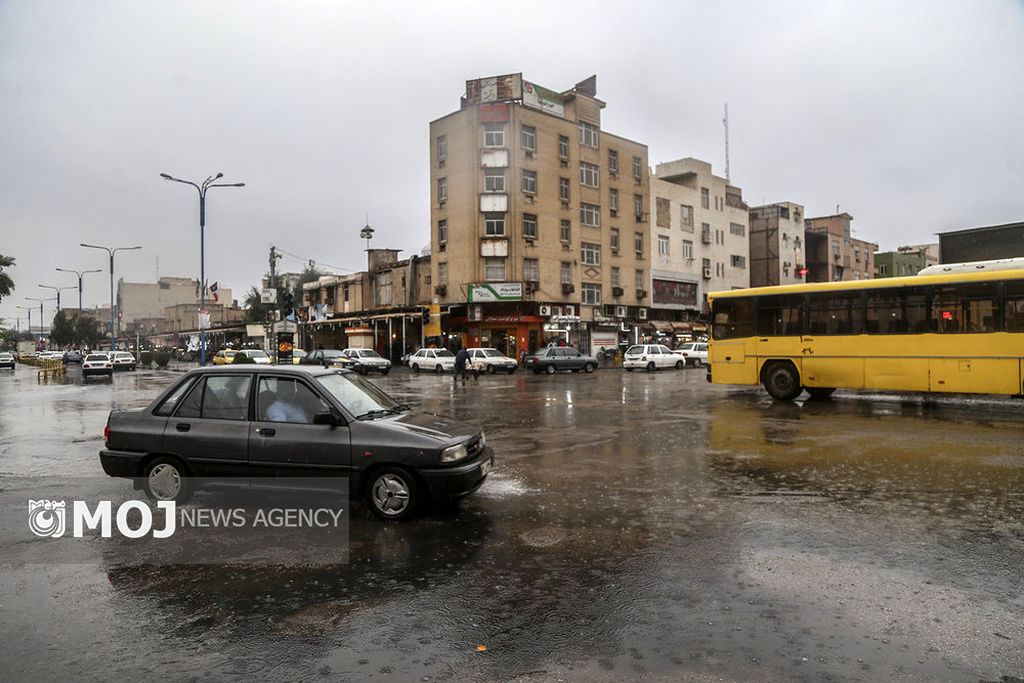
[441,444,468,463]
[479,431,486,449]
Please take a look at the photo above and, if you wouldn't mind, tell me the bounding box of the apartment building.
[648,158,749,329]
[116,276,234,326]
[874,244,938,278]
[748,202,807,287]
[804,212,877,281]
[429,73,650,357]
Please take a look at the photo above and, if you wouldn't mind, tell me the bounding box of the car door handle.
[175,423,190,432]
[258,428,276,437]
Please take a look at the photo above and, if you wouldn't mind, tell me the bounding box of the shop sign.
[468,283,522,302]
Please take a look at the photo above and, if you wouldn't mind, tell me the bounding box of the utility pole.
[269,245,281,289]
[723,103,730,184]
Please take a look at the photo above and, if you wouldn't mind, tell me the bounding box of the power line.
[272,246,359,274]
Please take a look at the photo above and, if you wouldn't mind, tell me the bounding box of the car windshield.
[434,349,454,358]
[483,349,503,357]
[244,350,269,358]
[358,350,381,358]
[321,350,344,359]
[293,349,306,358]
[316,371,402,418]
[678,343,695,351]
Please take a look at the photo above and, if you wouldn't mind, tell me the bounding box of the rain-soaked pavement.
[1,363,1023,680]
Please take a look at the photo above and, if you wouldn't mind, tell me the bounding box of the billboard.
[652,279,698,306]
[468,283,523,302]
[465,74,522,103]
[523,81,564,118]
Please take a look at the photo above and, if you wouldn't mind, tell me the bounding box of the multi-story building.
[647,158,749,338]
[874,244,938,278]
[804,212,877,281]
[429,73,650,357]
[937,221,1024,263]
[748,202,807,287]
[116,276,234,326]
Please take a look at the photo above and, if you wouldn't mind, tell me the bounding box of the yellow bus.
[707,265,1024,400]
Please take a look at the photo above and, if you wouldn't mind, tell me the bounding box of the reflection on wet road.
[1,364,1022,679]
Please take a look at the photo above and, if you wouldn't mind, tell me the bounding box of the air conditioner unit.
[615,305,627,318]
[434,285,447,296]
[611,286,624,297]
[561,283,575,294]
[638,308,648,320]
[539,305,552,317]
[563,305,574,316]
[636,289,647,299]
[702,266,712,279]
[524,281,538,293]
[552,306,562,317]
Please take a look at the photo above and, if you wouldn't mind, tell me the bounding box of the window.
[580,203,600,227]
[635,269,644,290]
[1005,280,1024,332]
[712,297,755,340]
[437,135,447,161]
[832,239,841,256]
[522,213,538,239]
[609,188,618,214]
[656,197,671,228]
[855,247,861,262]
[484,122,504,147]
[177,375,252,421]
[729,222,746,236]
[437,177,447,203]
[632,156,642,179]
[580,161,600,188]
[658,235,669,258]
[257,377,328,424]
[730,255,746,269]
[581,242,601,265]
[611,266,620,287]
[634,231,643,255]
[438,262,448,285]
[561,261,572,284]
[681,204,694,231]
[608,149,618,173]
[437,219,447,244]
[484,257,506,281]
[520,124,536,151]
[610,228,620,252]
[521,169,537,194]
[484,168,505,192]
[581,282,602,305]
[634,194,643,220]
[155,377,198,416]
[523,258,539,282]
[700,187,710,209]
[682,239,693,259]
[484,213,505,236]
[865,287,928,334]
[559,177,570,202]
[558,134,569,159]
[376,271,392,306]
[715,196,723,211]
[756,295,804,336]
[560,219,571,243]
[578,121,599,148]
[930,283,998,333]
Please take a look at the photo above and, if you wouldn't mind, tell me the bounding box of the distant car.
[523,347,598,375]
[408,348,456,373]
[302,349,357,369]
[292,348,307,365]
[341,348,392,375]
[37,350,62,361]
[672,342,708,367]
[623,344,684,371]
[466,348,517,374]
[63,350,83,364]
[212,350,239,365]
[0,352,15,370]
[82,353,113,377]
[240,349,272,365]
[111,351,137,371]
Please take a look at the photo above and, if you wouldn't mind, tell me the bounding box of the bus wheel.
[806,387,836,399]
[763,362,802,400]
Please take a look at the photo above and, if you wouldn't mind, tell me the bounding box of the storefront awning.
[671,322,693,332]
[650,321,674,332]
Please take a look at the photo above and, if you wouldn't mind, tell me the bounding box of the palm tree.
[0,254,14,302]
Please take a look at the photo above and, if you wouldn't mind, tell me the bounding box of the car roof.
[185,365,345,379]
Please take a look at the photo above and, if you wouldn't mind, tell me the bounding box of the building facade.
[874,244,938,278]
[804,213,877,282]
[116,276,234,326]
[937,222,1024,263]
[429,73,650,357]
[748,201,806,287]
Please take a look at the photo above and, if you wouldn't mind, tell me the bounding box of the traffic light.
[283,291,294,318]
[422,308,430,325]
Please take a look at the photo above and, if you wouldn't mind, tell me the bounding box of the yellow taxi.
[212,349,239,365]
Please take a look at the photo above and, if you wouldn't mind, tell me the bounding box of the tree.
[292,263,323,306]
[75,315,101,348]
[0,254,15,302]
[244,285,271,323]
[49,310,76,348]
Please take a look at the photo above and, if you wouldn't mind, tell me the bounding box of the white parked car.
[0,352,15,370]
[408,348,456,373]
[110,351,137,371]
[466,348,517,374]
[82,353,113,377]
[623,344,685,371]
[672,342,708,367]
[37,350,63,361]
[241,349,273,364]
[341,348,392,375]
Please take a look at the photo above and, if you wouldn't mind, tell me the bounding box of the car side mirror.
[313,410,342,427]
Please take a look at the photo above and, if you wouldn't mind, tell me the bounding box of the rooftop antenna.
[723,103,730,184]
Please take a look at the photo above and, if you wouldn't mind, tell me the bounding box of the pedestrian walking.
[454,347,469,384]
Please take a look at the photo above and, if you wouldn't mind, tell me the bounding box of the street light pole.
[55,267,102,315]
[80,244,142,352]
[160,172,245,366]
[16,305,32,337]
[38,284,77,312]
[26,296,56,339]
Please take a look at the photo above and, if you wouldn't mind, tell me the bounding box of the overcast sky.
[2,0,1022,323]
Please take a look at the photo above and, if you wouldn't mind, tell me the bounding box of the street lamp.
[55,267,102,314]
[38,284,77,312]
[25,296,56,339]
[16,305,33,337]
[80,243,142,352]
[160,172,245,366]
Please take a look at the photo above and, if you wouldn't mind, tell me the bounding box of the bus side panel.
[803,356,865,389]
[928,358,1022,395]
[709,341,758,386]
[864,358,930,392]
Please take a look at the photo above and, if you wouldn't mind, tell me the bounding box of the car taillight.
[104,425,110,447]
[641,356,647,361]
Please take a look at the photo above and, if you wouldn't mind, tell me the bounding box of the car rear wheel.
[143,457,193,504]
[675,360,685,369]
[583,362,595,373]
[692,358,702,367]
[411,363,420,372]
[434,364,443,374]
[487,365,495,375]
[763,362,802,401]
[366,467,418,521]
[646,362,656,372]
[545,364,556,375]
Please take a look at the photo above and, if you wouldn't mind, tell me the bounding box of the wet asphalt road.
[1,363,1023,681]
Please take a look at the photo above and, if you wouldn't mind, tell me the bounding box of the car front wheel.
[646,362,656,372]
[545,364,556,375]
[366,467,418,521]
[675,360,685,369]
[692,358,702,367]
[380,368,390,376]
[583,362,595,373]
[411,363,419,372]
[143,457,193,504]
[434,364,443,374]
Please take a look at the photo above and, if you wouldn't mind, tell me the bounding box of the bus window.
[905,288,928,333]
[756,295,803,337]
[712,297,754,339]
[932,283,998,333]
[1004,280,1024,332]
[808,292,863,335]
[866,287,926,334]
